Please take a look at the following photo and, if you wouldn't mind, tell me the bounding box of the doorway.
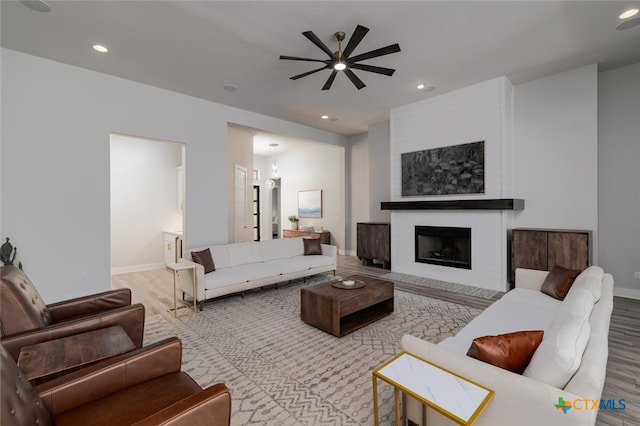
[271,178,281,238]
[110,133,185,274]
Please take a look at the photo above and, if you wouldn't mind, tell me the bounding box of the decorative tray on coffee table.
[332,279,366,290]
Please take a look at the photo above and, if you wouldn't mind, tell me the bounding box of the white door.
[234,164,249,242]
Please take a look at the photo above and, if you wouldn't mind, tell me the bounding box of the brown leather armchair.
[1,337,231,425]
[1,265,145,360]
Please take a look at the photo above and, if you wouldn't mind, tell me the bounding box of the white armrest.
[176,259,205,303]
[401,334,596,426]
[515,268,549,292]
[320,244,337,259]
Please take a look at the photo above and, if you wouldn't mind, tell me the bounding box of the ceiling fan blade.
[350,63,396,76]
[302,31,337,60]
[322,70,338,91]
[348,43,401,63]
[290,66,329,80]
[279,55,330,64]
[342,25,369,59]
[344,69,366,90]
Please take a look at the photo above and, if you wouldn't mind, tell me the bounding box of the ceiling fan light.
[619,8,639,19]
[334,62,347,71]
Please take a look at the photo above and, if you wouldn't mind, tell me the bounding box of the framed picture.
[401,141,485,196]
[298,190,322,218]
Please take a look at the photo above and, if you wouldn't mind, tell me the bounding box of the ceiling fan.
[279,25,401,91]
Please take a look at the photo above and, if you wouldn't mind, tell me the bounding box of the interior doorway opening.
[110,133,185,275]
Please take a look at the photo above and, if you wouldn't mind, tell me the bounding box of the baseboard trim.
[111,263,166,275]
[613,286,640,300]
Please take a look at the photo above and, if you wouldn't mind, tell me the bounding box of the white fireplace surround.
[390,77,514,292]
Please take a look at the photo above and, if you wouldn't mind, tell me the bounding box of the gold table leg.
[373,375,379,426]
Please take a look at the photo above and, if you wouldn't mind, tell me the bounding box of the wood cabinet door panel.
[547,233,589,271]
[512,230,548,270]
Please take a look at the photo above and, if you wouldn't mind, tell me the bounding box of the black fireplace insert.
[415,226,471,269]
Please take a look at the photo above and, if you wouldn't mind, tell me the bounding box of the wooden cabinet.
[282,229,331,245]
[511,228,591,282]
[357,223,391,269]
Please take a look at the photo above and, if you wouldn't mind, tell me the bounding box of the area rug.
[143,275,482,425]
[381,271,503,300]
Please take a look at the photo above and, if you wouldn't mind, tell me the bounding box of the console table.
[282,229,330,244]
[17,326,135,384]
[373,352,493,426]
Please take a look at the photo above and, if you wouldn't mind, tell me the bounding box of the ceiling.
[2,1,640,136]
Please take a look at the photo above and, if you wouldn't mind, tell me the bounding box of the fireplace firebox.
[415,226,471,269]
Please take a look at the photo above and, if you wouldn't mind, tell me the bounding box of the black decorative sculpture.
[0,237,23,270]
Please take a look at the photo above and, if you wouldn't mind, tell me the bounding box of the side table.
[167,262,197,316]
[372,352,494,426]
[17,325,135,384]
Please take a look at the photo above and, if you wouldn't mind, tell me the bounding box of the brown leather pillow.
[191,248,215,273]
[303,238,322,256]
[541,264,581,300]
[467,330,544,374]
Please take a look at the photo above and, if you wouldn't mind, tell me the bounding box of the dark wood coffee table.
[300,275,394,337]
[17,325,135,383]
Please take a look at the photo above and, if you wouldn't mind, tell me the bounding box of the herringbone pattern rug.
[143,275,481,425]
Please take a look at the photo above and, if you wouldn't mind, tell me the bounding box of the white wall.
[347,121,391,256]
[278,144,345,250]
[598,62,640,299]
[348,132,369,255]
[0,48,347,302]
[390,77,514,291]
[110,135,182,272]
[513,64,599,257]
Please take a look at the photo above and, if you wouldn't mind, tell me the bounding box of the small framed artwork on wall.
[298,190,322,218]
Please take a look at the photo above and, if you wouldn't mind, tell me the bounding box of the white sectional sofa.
[178,237,337,309]
[401,266,614,426]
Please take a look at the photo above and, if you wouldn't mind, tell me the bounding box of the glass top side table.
[372,352,494,426]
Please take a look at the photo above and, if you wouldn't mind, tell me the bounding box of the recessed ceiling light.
[619,8,639,19]
[321,115,329,120]
[417,84,425,90]
[92,44,108,53]
[20,0,50,12]
[223,84,237,92]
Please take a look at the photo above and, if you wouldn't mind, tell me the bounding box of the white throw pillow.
[523,291,593,389]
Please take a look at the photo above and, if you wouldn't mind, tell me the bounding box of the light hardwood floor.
[112,255,639,426]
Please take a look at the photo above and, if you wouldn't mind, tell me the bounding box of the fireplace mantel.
[381,198,524,211]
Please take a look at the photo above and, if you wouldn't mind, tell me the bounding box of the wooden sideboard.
[511,228,591,282]
[357,222,391,269]
[283,229,331,245]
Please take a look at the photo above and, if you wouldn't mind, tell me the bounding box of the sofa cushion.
[260,239,291,262]
[227,242,262,266]
[467,330,544,374]
[442,290,559,355]
[523,289,593,388]
[540,264,581,300]
[191,248,215,273]
[303,238,322,255]
[281,237,305,258]
[567,266,604,303]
